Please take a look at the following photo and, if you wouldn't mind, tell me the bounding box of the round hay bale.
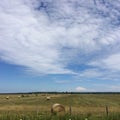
[6,96,9,100]
[46,96,51,101]
[18,95,21,99]
[51,103,65,115]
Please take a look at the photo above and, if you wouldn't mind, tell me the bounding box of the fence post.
[69,106,72,115]
[105,105,109,116]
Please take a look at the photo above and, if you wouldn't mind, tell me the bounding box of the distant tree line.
[0,91,120,95]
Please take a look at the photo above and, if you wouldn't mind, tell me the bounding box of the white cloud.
[0,0,120,76]
[87,52,120,81]
[0,0,73,74]
[75,86,87,92]
[102,53,120,70]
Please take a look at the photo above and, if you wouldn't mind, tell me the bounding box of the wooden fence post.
[105,105,109,116]
[69,106,72,115]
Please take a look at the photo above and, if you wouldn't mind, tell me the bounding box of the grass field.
[0,93,120,120]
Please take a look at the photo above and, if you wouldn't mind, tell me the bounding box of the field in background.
[0,93,120,119]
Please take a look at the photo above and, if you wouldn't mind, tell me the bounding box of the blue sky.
[0,0,120,93]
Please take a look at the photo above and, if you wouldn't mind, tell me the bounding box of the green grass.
[0,113,120,120]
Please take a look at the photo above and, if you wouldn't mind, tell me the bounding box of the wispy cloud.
[55,80,70,84]
[92,53,120,71]
[0,0,120,80]
[92,84,120,92]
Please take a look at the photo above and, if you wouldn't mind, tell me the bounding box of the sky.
[0,0,120,93]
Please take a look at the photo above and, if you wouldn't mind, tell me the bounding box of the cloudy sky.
[0,0,120,93]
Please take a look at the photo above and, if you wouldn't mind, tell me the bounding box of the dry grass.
[0,93,119,116]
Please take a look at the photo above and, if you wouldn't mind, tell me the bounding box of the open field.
[0,93,120,119]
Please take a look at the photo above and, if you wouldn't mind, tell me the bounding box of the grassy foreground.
[0,113,120,120]
[0,93,120,120]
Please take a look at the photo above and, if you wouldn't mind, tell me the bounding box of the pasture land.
[0,93,120,119]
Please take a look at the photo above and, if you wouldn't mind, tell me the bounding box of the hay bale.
[46,96,51,101]
[6,96,9,100]
[51,103,65,115]
[18,95,21,99]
